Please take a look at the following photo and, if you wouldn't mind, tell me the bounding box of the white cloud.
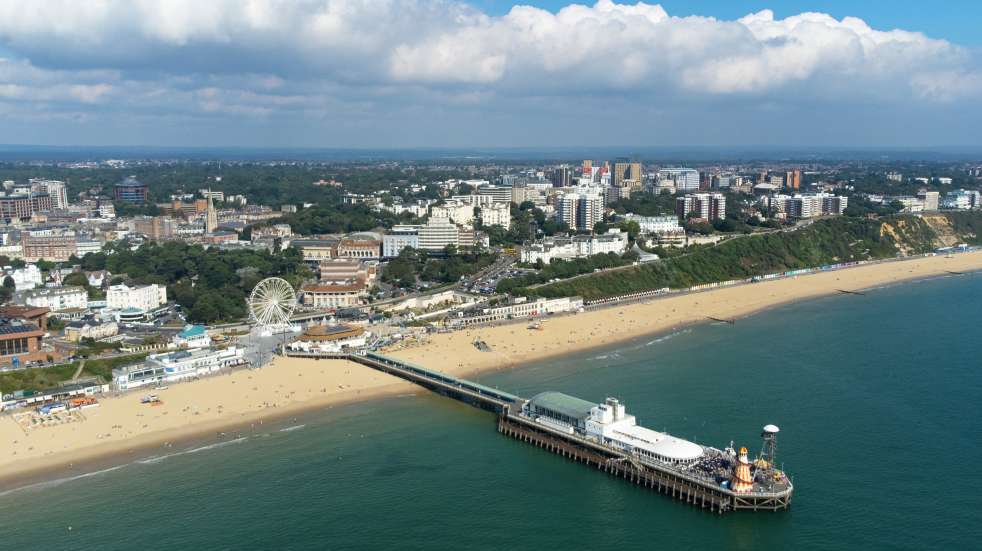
[0,1,978,145]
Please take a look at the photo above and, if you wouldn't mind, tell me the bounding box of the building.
[114,177,149,204]
[251,224,292,240]
[64,318,119,343]
[558,191,603,231]
[75,239,103,257]
[550,166,574,188]
[2,264,43,291]
[287,325,367,354]
[0,317,47,366]
[764,193,848,218]
[318,258,376,286]
[336,233,382,259]
[292,238,340,264]
[941,189,981,210]
[480,203,511,229]
[451,297,584,327]
[22,286,88,312]
[300,281,366,309]
[917,190,940,211]
[0,305,49,330]
[418,218,460,251]
[131,216,176,241]
[30,179,69,209]
[199,189,224,202]
[476,184,514,204]
[112,346,244,391]
[173,324,211,349]
[205,196,218,233]
[382,226,420,258]
[430,200,475,226]
[106,283,167,313]
[21,228,77,262]
[621,214,683,235]
[658,168,700,193]
[0,192,53,222]
[522,394,703,465]
[785,170,801,191]
[887,172,903,182]
[612,159,642,189]
[676,193,726,221]
[521,230,628,265]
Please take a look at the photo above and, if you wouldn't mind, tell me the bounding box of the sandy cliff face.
[920,215,961,247]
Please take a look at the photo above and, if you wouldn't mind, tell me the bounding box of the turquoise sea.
[2,274,981,550]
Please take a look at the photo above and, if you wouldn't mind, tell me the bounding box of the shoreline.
[2,250,981,493]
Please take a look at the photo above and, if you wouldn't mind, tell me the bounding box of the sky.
[0,0,980,150]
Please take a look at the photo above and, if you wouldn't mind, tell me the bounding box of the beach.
[2,250,981,489]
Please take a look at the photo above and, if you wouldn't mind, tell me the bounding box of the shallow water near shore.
[1,274,981,550]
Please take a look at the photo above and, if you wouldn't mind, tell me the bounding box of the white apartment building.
[107,283,167,313]
[917,190,940,211]
[480,203,511,229]
[429,200,475,226]
[521,230,628,265]
[3,264,43,291]
[622,214,683,235]
[418,218,460,251]
[558,190,604,231]
[383,225,421,258]
[658,168,700,193]
[112,346,244,391]
[476,184,514,204]
[764,193,848,218]
[451,194,495,208]
[451,297,584,327]
[23,286,88,311]
[941,189,981,210]
[676,193,726,221]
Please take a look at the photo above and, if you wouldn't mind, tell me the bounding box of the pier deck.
[291,350,792,512]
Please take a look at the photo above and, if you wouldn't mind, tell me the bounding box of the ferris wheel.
[248,277,297,332]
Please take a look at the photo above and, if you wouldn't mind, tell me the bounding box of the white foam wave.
[0,463,130,497]
[279,424,305,432]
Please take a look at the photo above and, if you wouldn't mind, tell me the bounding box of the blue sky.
[0,1,980,149]
[475,1,982,45]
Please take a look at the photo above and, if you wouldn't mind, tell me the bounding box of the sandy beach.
[2,250,981,489]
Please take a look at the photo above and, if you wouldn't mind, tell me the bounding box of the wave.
[137,437,249,465]
[279,424,305,433]
[645,328,691,347]
[0,463,130,498]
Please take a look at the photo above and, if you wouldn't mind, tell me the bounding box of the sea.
[1,273,980,550]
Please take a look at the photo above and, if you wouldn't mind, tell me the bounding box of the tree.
[62,272,89,287]
[0,276,14,304]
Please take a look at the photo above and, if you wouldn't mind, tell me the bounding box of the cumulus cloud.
[0,0,978,146]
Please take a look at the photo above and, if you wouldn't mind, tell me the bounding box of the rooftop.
[178,324,207,338]
[529,391,596,421]
[116,177,146,188]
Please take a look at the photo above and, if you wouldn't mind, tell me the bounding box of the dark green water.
[2,274,981,550]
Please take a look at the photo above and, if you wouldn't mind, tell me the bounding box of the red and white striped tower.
[732,446,754,493]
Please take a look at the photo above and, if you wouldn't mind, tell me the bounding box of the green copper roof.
[528,391,596,420]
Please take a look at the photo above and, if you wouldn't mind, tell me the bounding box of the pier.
[289,350,793,513]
